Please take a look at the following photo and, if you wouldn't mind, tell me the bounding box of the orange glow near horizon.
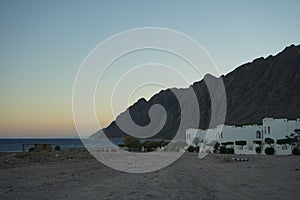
[0,99,115,138]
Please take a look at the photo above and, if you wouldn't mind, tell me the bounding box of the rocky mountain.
[91,44,300,140]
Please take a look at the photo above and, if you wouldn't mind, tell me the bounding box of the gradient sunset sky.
[1,0,299,137]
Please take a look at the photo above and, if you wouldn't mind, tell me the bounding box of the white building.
[185,118,300,155]
[262,118,300,140]
[217,124,262,146]
[261,118,300,155]
[186,128,207,146]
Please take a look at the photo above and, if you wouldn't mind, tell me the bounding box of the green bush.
[276,139,287,145]
[14,152,32,158]
[117,144,124,147]
[225,148,234,154]
[187,146,195,152]
[221,141,234,146]
[265,138,274,144]
[285,137,294,145]
[219,146,226,154]
[213,142,220,153]
[255,146,261,154]
[253,140,262,145]
[28,147,35,152]
[158,141,169,148]
[124,136,141,151]
[235,140,247,146]
[265,147,275,155]
[142,141,159,152]
[292,148,300,155]
[54,145,61,151]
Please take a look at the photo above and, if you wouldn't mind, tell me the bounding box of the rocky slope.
[91,44,300,139]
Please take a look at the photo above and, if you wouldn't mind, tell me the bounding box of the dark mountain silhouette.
[91,44,300,140]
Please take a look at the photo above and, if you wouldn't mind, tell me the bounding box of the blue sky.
[0,0,299,137]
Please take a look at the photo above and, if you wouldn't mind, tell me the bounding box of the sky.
[0,0,299,137]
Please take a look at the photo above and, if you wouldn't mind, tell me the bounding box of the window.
[282,145,287,150]
[268,126,270,134]
[256,131,261,139]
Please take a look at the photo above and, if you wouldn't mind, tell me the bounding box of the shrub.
[14,152,32,158]
[194,146,200,153]
[253,140,262,145]
[117,144,124,147]
[221,142,234,146]
[142,141,159,152]
[28,147,35,152]
[158,141,164,147]
[286,130,300,146]
[225,148,234,154]
[265,138,274,145]
[159,141,169,147]
[187,146,195,152]
[235,140,247,146]
[276,139,287,145]
[124,136,141,151]
[219,146,226,154]
[285,137,294,145]
[213,142,220,153]
[54,145,61,151]
[255,146,261,154]
[265,147,275,155]
[292,148,300,155]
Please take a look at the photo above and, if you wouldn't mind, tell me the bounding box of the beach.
[0,151,300,200]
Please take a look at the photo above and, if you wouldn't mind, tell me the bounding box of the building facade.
[185,118,300,155]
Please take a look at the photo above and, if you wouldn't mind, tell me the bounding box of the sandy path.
[0,152,300,199]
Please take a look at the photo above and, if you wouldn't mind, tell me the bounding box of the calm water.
[0,138,124,152]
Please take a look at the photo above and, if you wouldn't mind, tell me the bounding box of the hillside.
[91,44,300,139]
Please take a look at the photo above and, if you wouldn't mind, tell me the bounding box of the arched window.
[256,131,261,139]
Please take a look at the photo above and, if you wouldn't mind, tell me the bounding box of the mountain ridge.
[91,44,300,139]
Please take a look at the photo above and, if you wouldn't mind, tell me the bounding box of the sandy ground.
[0,151,300,200]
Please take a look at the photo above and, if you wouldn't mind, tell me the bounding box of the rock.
[232,158,249,162]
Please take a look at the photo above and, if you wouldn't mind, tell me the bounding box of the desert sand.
[0,151,300,200]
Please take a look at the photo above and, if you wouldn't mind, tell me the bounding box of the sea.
[0,138,124,152]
